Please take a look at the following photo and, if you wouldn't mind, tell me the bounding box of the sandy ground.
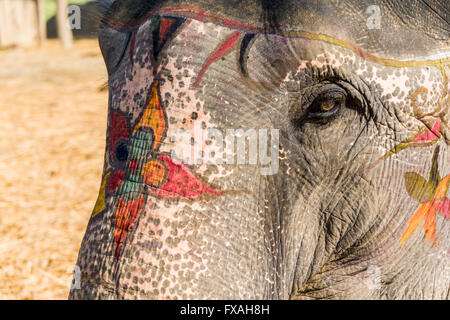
[0,40,108,299]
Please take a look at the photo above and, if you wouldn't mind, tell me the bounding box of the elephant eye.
[306,88,346,121]
[319,100,338,112]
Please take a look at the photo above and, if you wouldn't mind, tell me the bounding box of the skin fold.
[70,0,449,299]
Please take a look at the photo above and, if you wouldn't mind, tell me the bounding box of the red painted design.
[366,118,442,171]
[114,196,145,260]
[150,155,222,199]
[108,170,125,192]
[129,159,138,171]
[194,31,241,89]
[101,7,260,32]
[104,81,223,261]
[159,18,176,43]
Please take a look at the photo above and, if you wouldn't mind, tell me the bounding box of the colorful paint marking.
[400,146,450,246]
[194,31,241,89]
[367,118,442,171]
[94,8,449,252]
[102,7,449,144]
[152,15,187,62]
[238,33,257,78]
[91,80,223,260]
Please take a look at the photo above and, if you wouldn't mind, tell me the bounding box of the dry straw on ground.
[0,40,108,299]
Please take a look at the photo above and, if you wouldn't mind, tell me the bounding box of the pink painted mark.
[436,199,450,220]
[129,159,138,171]
[194,31,241,89]
[197,10,206,21]
[413,118,441,143]
[150,155,222,199]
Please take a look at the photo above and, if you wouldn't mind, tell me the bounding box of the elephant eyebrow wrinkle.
[421,0,449,25]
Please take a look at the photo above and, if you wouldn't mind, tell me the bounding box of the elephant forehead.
[108,16,448,125]
[104,0,449,60]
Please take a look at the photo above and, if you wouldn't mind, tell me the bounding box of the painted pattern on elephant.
[97,7,450,252]
[71,0,450,300]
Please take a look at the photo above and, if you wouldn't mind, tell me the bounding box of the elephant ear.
[404,172,435,203]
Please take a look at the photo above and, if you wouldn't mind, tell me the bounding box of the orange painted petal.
[133,81,166,150]
[142,159,166,188]
[434,175,450,201]
[423,203,437,244]
[399,202,431,246]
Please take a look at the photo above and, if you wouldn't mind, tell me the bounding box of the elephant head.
[70,0,449,299]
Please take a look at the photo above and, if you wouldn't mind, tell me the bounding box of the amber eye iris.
[306,89,346,122]
[320,100,338,112]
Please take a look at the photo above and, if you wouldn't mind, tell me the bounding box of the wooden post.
[56,0,73,48]
[36,0,46,46]
[0,0,41,47]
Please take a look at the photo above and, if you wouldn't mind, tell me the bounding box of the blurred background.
[0,0,108,299]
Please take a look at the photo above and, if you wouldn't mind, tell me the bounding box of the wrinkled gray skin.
[70,0,449,299]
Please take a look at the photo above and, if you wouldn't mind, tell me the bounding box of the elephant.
[69,0,449,299]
